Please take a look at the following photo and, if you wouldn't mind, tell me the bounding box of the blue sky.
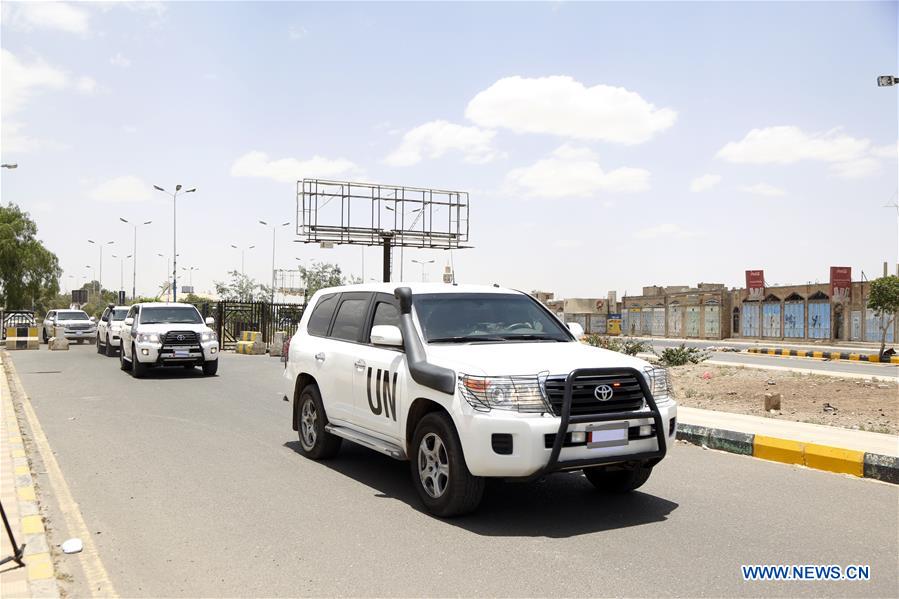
[1,1,897,299]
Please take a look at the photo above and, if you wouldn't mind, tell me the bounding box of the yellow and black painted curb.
[1,355,61,597]
[5,326,40,350]
[235,331,265,355]
[677,423,898,484]
[746,347,899,364]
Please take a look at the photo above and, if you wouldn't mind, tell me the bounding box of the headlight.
[644,366,672,400]
[137,333,160,343]
[458,374,550,413]
[200,331,217,342]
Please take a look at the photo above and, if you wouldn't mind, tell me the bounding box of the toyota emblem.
[594,384,614,401]
[176,334,185,341]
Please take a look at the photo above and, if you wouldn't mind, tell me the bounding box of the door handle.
[354,359,366,370]
[314,352,326,362]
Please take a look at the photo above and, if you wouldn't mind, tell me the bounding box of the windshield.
[112,309,129,321]
[139,306,202,325]
[57,311,89,320]
[414,293,572,343]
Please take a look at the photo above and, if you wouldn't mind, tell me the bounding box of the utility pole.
[259,220,291,304]
[411,258,435,282]
[230,244,255,276]
[87,239,114,297]
[153,184,196,302]
[119,217,152,300]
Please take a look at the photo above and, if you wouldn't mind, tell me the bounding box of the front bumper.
[133,340,219,365]
[458,367,676,478]
[64,328,96,340]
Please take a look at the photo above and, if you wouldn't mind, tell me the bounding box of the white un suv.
[42,309,97,343]
[283,283,677,517]
[96,305,129,356]
[119,302,220,377]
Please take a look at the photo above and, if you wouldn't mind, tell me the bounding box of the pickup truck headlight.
[200,331,217,342]
[644,366,672,400]
[137,333,160,343]
[458,374,550,413]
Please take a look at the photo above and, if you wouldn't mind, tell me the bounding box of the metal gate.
[850,310,861,341]
[668,304,683,337]
[624,308,641,336]
[703,304,720,338]
[807,302,830,339]
[762,302,781,338]
[784,302,804,338]
[865,308,895,343]
[210,301,305,348]
[650,307,665,336]
[742,302,760,337]
[685,306,700,337]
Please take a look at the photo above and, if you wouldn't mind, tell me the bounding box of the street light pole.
[181,266,198,288]
[87,239,114,296]
[154,184,196,302]
[120,218,152,300]
[411,258,435,282]
[259,220,291,304]
[230,244,256,277]
[877,76,899,267]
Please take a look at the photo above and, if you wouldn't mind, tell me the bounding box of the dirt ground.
[669,364,899,435]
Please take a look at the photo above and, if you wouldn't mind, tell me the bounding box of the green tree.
[0,203,61,312]
[868,275,899,358]
[214,271,271,302]
[300,261,358,299]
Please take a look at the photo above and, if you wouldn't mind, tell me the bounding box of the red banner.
[746,270,764,301]
[830,266,851,303]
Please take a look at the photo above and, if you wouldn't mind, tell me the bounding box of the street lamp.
[119,217,152,300]
[877,75,898,87]
[180,266,199,288]
[110,254,133,299]
[87,239,114,294]
[1,163,17,169]
[411,258,435,282]
[259,219,291,304]
[157,252,179,302]
[153,184,196,302]
[230,244,256,276]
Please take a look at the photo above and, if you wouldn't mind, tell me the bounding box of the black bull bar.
[521,367,668,482]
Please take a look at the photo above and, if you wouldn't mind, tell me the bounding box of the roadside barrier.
[269,331,286,357]
[5,327,39,350]
[746,347,899,364]
[236,331,265,355]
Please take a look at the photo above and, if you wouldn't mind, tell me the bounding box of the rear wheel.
[120,345,132,371]
[201,360,218,376]
[410,412,484,517]
[296,384,341,459]
[131,346,147,378]
[105,335,115,357]
[583,465,653,493]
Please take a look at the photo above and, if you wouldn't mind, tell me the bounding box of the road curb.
[676,423,896,483]
[746,347,899,364]
[1,353,61,598]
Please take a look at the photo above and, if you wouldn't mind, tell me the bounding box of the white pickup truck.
[283,283,677,517]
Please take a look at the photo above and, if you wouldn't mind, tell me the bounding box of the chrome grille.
[160,331,199,346]
[543,372,646,416]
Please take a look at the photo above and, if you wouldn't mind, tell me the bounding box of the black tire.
[201,360,218,376]
[120,346,132,371]
[583,465,653,493]
[105,335,115,357]
[96,334,104,354]
[295,384,341,459]
[410,412,484,517]
[131,347,147,378]
[42,327,49,343]
[77,339,84,345]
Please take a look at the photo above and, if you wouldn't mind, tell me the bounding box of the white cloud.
[76,76,97,94]
[829,158,880,179]
[122,125,137,134]
[466,75,677,144]
[1,49,68,116]
[717,126,869,164]
[230,151,358,183]
[553,239,584,249]
[109,53,132,68]
[871,142,898,159]
[6,2,90,34]
[385,120,497,166]
[505,145,651,198]
[690,173,722,192]
[289,25,307,40]
[634,223,697,240]
[1,121,67,153]
[739,183,786,197]
[88,176,153,203]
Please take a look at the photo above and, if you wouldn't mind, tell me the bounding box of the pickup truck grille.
[543,372,646,416]
[67,323,91,330]
[160,331,199,346]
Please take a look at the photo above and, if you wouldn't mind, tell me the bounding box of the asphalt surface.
[645,339,899,378]
[7,345,899,597]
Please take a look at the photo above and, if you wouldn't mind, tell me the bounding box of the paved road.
[7,346,898,597]
[643,339,899,379]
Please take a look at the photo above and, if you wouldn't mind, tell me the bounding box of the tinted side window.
[372,302,399,329]
[330,299,369,342]
[307,294,337,337]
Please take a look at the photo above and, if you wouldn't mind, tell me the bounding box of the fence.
[193,301,305,348]
[1,310,36,340]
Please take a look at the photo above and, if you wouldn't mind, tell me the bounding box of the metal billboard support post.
[381,232,394,282]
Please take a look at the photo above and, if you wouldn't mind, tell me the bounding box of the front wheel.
[583,465,653,493]
[120,346,132,371]
[96,335,103,354]
[42,327,49,343]
[131,347,147,378]
[201,361,218,376]
[105,335,115,357]
[296,384,341,459]
[410,413,484,517]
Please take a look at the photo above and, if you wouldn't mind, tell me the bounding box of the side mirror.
[124,317,134,326]
[567,322,585,338]
[89,316,97,323]
[205,317,215,326]
[371,324,403,347]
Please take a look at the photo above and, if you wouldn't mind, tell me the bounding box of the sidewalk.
[627,335,889,354]
[677,405,899,482]
[0,354,59,599]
